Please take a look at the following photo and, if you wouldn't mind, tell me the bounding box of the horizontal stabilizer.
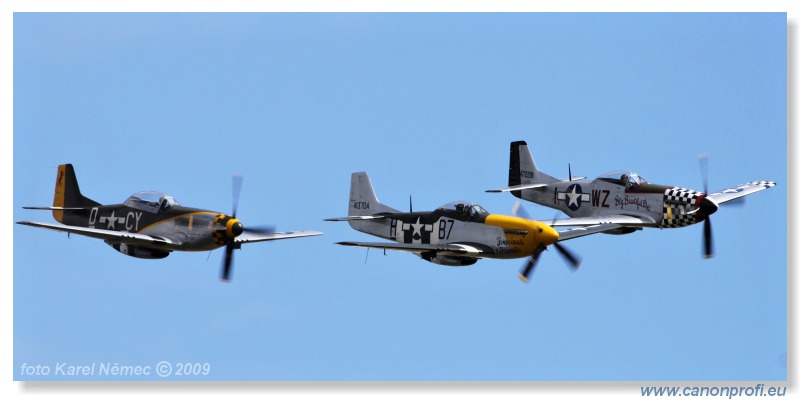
[486,183,549,193]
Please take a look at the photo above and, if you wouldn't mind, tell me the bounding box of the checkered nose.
[212,214,245,246]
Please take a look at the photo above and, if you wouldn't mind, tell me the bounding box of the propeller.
[220,175,276,282]
[512,202,582,282]
[519,244,546,282]
[698,153,718,259]
[232,174,243,219]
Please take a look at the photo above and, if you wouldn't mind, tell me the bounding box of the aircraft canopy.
[437,201,489,219]
[124,191,181,213]
[596,171,648,187]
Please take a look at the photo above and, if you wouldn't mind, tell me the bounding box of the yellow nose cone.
[537,223,559,245]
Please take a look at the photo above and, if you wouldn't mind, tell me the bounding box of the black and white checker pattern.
[747,180,776,188]
[661,187,703,228]
[663,187,702,205]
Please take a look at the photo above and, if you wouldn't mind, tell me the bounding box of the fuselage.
[516,172,717,229]
[349,201,559,260]
[58,193,241,254]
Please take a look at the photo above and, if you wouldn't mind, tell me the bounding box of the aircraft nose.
[537,223,560,245]
[698,196,718,217]
[227,219,244,238]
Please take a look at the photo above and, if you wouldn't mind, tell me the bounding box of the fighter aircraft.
[487,141,776,258]
[326,172,620,282]
[17,164,322,281]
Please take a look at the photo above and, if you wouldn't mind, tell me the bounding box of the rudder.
[508,141,557,197]
[52,164,100,223]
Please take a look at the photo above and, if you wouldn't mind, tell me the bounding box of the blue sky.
[11,11,787,385]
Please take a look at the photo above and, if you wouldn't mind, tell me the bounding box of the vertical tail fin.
[348,172,400,217]
[346,172,400,237]
[52,164,100,223]
[508,141,558,197]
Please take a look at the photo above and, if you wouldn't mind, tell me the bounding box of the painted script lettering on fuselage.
[496,237,523,255]
[614,195,651,212]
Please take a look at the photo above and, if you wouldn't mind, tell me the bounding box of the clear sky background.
[9,10,788,387]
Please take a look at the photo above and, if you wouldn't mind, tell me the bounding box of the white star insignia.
[105,211,118,230]
[411,217,424,237]
[567,187,581,207]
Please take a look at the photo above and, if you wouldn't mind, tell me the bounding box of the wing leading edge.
[706,181,776,205]
[336,241,494,256]
[234,230,322,244]
[544,215,656,227]
[16,220,179,248]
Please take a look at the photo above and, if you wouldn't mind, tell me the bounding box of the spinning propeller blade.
[703,218,713,258]
[553,242,581,270]
[219,174,276,281]
[511,201,530,219]
[519,244,545,283]
[221,242,234,282]
[698,153,715,259]
[242,225,277,234]
[232,174,243,218]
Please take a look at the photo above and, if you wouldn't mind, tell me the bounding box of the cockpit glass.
[596,171,647,186]
[437,201,490,216]
[123,191,180,213]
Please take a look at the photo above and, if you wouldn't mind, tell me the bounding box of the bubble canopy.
[436,201,489,217]
[123,191,180,213]
[596,170,647,187]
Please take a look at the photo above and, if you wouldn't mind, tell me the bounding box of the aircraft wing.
[324,215,392,221]
[16,220,179,248]
[234,230,322,244]
[545,215,656,227]
[23,206,90,211]
[706,181,776,205]
[485,183,549,193]
[336,241,494,256]
[557,223,623,241]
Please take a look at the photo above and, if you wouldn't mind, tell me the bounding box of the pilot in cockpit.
[159,196,172,211]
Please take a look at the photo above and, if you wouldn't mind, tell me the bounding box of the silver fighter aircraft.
[327,172,620,282]
[487,141,776,258]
